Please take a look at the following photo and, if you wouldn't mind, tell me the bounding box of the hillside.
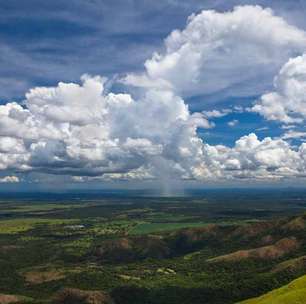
[239,275,306,304]
[208,237,300,263]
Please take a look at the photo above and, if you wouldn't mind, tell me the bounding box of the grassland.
[239,275,306,304]
[0,218,78,234]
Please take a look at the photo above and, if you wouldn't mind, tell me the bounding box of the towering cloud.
[0,76,209,179]
[125,5,306,98]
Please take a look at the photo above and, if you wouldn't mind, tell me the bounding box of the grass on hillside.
[239,275,306,304]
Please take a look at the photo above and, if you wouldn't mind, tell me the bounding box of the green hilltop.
[239,275,306,304]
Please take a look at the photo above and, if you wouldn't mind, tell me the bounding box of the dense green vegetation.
[0,191,305,303]
[130,222,208,234]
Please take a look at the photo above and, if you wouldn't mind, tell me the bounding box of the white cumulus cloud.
[124,5,306,99]
[228,119,238,127]
[1,76,306,182]
[201,134,306,180]
[252,54,306,124]
[0,176,19,183]
[0,76,208,180]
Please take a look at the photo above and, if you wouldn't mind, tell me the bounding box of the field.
[0,189,305,303]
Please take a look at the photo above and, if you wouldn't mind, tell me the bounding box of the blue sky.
[1,0,306,190]
[1,0,306,98]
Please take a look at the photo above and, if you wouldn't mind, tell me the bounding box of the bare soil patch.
[208,237,300,263]
[53,288,115,304]
[24,270,66,285]
[0,294,20,304]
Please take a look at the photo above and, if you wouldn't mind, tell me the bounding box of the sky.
[1,0,306,191]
